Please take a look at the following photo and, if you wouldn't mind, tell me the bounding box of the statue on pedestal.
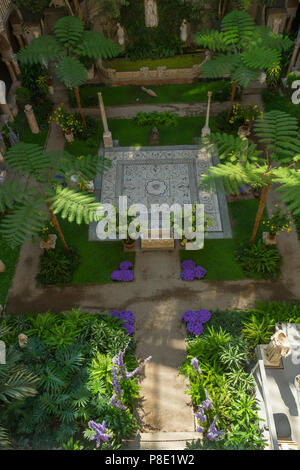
[144,0,158,28]
[265,330,291,366]
[180,19,188,43]
[117,23,125,47]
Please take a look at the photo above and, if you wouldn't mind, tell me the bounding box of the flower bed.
[111,261,134,282]
[0,309,148,450]
[181,301,300,450]
[180,260,206,281]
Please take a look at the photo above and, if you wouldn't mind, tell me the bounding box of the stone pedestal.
[259,329,291,369]
[103,131,113,148]
[24,104,40,134]
[263,231,277,246]
[40,234,57,250]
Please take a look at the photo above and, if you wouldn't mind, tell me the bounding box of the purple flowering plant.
[182,309,211,336]
[111,260,134,282]
[109,310,135,335]
[180,260,206,281]
[193,391,225,442]
[88,420,113,448]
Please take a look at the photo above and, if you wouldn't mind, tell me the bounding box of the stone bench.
[141,229,174,251]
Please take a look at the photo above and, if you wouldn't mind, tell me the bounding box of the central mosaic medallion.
[146,180,167,196]
[91,146,233,237]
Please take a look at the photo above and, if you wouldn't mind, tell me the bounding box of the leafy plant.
[236,240,281,279]
[242,314,275,349]
[36,246,80,286]
[134,111,179,128]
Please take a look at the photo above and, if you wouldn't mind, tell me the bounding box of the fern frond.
[0,180,28,213]
[256,26,293,51]
[273,167,300,215]
[0,199,48,248]
[221,10,255,46]
[59,153,111,181]
[17,36,63,64]
[230,62,259,87]
[0,425,11,449]
[54,15,84,50]
[254,110,300,163]
[5,143,49,178]
[201,53,239,78]
[51,186,104,224]
[55,56,87,88]
[241,47,280,69]
[74,31,120,59]
[194,30,229,52]
[202,133,262,164]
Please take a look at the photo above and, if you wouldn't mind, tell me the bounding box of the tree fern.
[273,167,300,215]
[202,133,262,164]
[0,180,28,213]
[241,48,280,69]
[5,143,50,178]
[59,153,111,181]
[17,36,63,64]
[230,62,259,87]
[221,10,256,45]
[75,31,121,59]
[192,30,228,52]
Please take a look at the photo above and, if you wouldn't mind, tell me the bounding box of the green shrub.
[36,247,80,286]
[242,314,275,349]
[293,213,300,240]
[134,111,179,128]
[235,240,281,280]
[15,86,31,105]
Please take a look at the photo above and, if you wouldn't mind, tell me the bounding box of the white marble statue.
[272,17,282,35]
[117,22,125,46]
[180,19,188,43]
[0,340,6,364]
[144,0,158,28]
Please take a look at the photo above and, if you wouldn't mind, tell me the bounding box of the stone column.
[2,58,17,82]
[11,23,25,48]
[24,104,40,134]
[0,80,14,122]
[201,91,212,137]
[287,30,300,75]
[97,92,113,148]
[0,340,6,364]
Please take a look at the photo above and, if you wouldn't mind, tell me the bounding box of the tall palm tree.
[17,16,120,127]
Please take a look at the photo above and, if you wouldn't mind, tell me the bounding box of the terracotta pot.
[122,239,136,249]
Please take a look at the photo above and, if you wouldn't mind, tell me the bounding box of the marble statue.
[141,86,158,98]
[265,329,291,366]
[144,0,158,28]
[117,23,125,46]
[272,17,283,35]
[0,340,5,364]
[18,333,28,349]
[180,19,188,43]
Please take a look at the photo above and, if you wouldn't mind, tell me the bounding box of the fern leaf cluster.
[51,187,103,224]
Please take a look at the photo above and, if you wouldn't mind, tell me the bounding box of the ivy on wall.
[120,0,215,60]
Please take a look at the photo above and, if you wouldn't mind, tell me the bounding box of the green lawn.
[262,89,300,119]
[56,218,135,284]
[65,116,217,154]
[102,53,204,71]
[11,110,49,147]
[69,81,231,107]
[180,199,268,281]
[0,235,20,305]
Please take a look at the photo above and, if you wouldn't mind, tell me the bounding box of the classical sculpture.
[0,340,5,364]
[272,17,283,35]
[116,23,125,47]
[180,19,188,43]
[18,333,28,349]
[144,0,159,28]
[265,330,291,366]
[141,86,158,98]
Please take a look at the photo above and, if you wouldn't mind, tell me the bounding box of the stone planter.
[263,231,277,246]
[238,125,251,139]
[40,234,57,250]
[64,132,74,143]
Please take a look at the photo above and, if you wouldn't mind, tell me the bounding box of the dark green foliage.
[134,111,178,128]
[19,63,49,105]
[36,246,80,286]
[235,240,281,280]
[0,310,139,449]
[293,213,300,241]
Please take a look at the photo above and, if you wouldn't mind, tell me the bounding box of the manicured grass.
[0,235,20,305]
[65,117,218,154]
[180,199,268,281]
[68,81,231,107]
[103,53,204,71]
[56,217,135,284]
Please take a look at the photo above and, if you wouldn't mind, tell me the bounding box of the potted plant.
[171,203,213,249]
[262,206,293,245]
[48,104,83,142]
[38,222,57,250]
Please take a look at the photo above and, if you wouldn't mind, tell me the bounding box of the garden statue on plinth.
[117,23,125,47]
[261,329,291,368]
[18,334,28,349]
[180,19,188,43]
[0,340,5,364]
[144,0,158,27]
[150,127,160,145]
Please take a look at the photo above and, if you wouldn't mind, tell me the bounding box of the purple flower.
[194,266,207,280]
[120,270,134,282]
[191,357,202,375]
[181,260,196,270]
[110,394,126,410]
[88,420,113,447]
[125,356,152,379]
[207,417,225,442]
[119,261,133,270]
[182,310,196,322]
[110,270,123,281]
[197,310,211,323]
[202,390,213,410]
[186,321,204,336]
[180,269,195,281]
[196,426,204,433]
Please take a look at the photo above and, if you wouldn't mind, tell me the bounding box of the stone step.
[123,432,199,451]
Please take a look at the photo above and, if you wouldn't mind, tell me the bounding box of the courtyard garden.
[1,4,300,452]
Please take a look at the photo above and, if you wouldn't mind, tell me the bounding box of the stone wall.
[97,62,204,86]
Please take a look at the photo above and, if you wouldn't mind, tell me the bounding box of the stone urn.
[64,131,74,143]
[122,238,136,249]
[40,234,57,250]
[263,232,277,246]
